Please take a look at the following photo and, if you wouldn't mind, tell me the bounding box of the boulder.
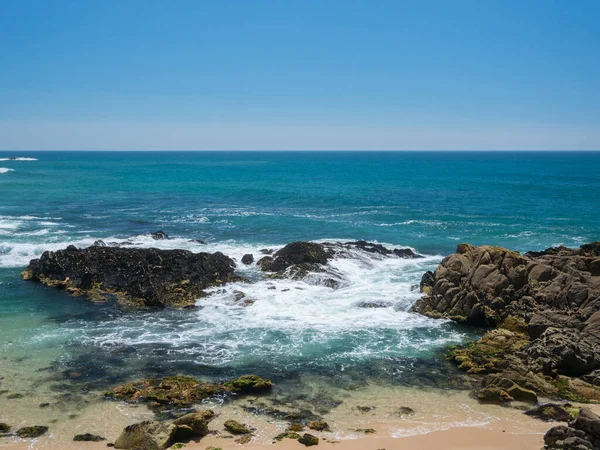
[241,254,254,265]
[298,433,319,446]
[114,421,177,450]
[223,420,251,435]
[22,246,237,308]
[259,242,331,272]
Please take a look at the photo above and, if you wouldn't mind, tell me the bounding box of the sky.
[1,0,599,150]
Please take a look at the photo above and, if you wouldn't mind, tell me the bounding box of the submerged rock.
[106,375,272,410]
[16,425,48,438]
[0,423,10,433]
[22,246,237,308]
[223,420,252,435]
[274,431,301,441]
[150,231,169,240]
[73,433,106,441]
[241,254,254,265]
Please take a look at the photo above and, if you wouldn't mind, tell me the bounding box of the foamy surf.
[0,157,37,161]
[0,167,14,173]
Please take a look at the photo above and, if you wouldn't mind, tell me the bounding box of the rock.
[223,420,251,435]
[235,435,252,444]
[287,424,304,432]
[189,239,206,244]
[93,240,107,247]
[448,328,530,374]
[274,431,301,441]
[307,421,330,431]
[74,433,106,441]
[570,408,600,440]
[106,375,273,411]
[298,433,319,446]
[150,231,169,240]
[114,421,177,450]
[356,428,377,434]
[524,327,600,376]
[22,246,237,308]
[477,386,513,403]
[241,254,254,265]
[259,242,331,272]
[223,374,273,394]
[171,410,214,437]
[356,301,393,308]
[397,406,415,416]
[0,423,10,433]
[16,426,49,438]
[525,404,572,422]
[105,376,223,410]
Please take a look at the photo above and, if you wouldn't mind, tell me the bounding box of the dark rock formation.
[544,408,600,449]
[21,246,237,308]
[258,242,331,272]
[241,253,254,264]
[0,423,10,433]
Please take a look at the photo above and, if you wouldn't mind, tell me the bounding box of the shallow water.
[1,151,599,444]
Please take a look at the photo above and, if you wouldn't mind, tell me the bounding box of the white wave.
[0,168,14,173]
[0,157,37,161]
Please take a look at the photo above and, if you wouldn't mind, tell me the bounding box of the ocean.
[1,151,599,442]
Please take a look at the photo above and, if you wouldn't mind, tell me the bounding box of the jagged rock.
[524,327,600,376]
[411,242,600,327]
[114,421,177,450]
[21,246,237,308]
[241,254,254,265]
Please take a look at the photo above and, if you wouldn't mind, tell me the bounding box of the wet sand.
[1,384,584,450]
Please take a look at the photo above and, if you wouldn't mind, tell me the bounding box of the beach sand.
[1,383,585,450]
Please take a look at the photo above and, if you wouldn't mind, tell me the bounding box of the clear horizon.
[1,0,599,150]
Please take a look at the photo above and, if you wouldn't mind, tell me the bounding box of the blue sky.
[1,0,599,150]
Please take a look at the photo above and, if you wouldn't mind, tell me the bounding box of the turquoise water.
[1,151,599,401]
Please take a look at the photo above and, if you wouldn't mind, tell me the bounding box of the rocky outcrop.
[21,246,237,308]
[257,240,422,287]
[412,242,600,326]
[105,374,272,411]
[544,408,600,449]
[413,242,600,406]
